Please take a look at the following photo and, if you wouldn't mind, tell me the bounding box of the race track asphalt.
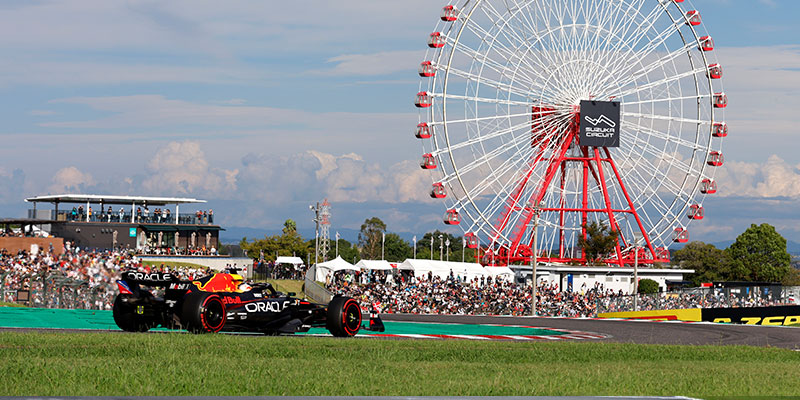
[382,313,800,349]
[1,307,798,349]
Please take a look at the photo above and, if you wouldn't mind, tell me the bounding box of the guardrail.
[304,265,333,304]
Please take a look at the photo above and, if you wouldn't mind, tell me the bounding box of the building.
[510,264,695,294]
[22,194,222,253]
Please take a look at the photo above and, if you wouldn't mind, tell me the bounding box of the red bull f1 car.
[112,270,383,336]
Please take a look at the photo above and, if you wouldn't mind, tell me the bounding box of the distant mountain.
[220,226,363,244]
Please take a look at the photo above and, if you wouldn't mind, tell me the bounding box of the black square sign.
[579,100,620,147]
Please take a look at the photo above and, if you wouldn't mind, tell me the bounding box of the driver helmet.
[230,273,250,292]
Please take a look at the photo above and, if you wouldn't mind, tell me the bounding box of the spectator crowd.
[325,270,787,317]
[0,243,214,310]
[253,259,307,280]
[0,245,789,316]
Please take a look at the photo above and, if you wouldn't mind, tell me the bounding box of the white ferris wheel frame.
[417,0,725,264]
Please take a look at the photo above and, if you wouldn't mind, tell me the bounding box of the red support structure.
[481,106,670,267]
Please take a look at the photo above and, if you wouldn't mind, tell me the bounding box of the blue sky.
[1,0,800,244]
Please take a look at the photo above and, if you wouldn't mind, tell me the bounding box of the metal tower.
[319,198,331,261]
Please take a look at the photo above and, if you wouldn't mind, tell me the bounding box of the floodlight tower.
[319,198,331,261]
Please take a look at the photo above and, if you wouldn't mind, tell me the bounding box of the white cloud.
[49,167,95,193]
[235,150,432,206]
[713,155,800,198]
[318,50,425,76]
[141,141,238,197]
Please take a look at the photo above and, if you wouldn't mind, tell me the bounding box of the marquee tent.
[484,266,515,282]
[398,259,450,279]
[314,256,358,282]
[398,259,488,281]
[355,259,394,270]
[275,256,304,266]
[446,262,488,281]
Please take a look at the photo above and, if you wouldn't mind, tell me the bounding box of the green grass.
[0,301,25,307]
[0,331,798,397]
[141,260,211,269]
[265,279,305,298]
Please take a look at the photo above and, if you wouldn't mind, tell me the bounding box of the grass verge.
[0,331,798,397]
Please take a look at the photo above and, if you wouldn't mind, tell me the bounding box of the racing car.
[112,269,383,336]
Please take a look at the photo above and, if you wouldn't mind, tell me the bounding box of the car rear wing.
[120,271,179,286]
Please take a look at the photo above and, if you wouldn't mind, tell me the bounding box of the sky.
[1,0,800,245]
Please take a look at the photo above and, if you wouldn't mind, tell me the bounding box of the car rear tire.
[182,292,227,333]
[326,296,362,337]
[113,293,154,332]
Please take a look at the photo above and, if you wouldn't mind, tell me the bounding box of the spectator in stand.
[208,209,214,224]
[325,273,787,317]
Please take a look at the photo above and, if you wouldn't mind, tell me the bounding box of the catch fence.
[1,271,116,310]
[597,286,799,314]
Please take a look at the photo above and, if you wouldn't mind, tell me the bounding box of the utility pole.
[445,239,450,261]
[413,235,417,259]
[439,235,443,261]
[430,234,434,260]
[309,203,319,265]
[381,231,385,260]
[530,202,543,317]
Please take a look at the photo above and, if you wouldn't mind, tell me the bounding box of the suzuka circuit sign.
[579,100,620,147]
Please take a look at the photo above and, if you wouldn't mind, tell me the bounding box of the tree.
[384,233,412,262]
[282,219,297,235]
[358,217,386,260]
[727,223,792,283]
[673,241,735,286]
[577,221,619,264]
[239,219,311,261]
[637,278,659,294]
[414,230,462,260]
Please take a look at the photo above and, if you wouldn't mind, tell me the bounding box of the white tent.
[446,261,488,282]
[397,259,451,279]
[355,259,394,270]
[275,256,304,266]
[314,256,358,282]
[484,266,515,282]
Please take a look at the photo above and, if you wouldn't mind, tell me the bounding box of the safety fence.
[597,286,799,314]
[1,272,116,310]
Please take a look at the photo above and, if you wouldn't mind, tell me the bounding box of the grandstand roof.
[25,194,206,206]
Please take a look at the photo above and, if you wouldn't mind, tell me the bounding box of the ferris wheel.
[415,0,726,267]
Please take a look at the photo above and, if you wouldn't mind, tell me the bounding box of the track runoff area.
[1,307,799,349]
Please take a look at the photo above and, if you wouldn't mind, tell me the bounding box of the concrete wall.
[0,237,64,256]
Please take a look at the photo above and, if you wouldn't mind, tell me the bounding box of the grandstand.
[20,194,222,254]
